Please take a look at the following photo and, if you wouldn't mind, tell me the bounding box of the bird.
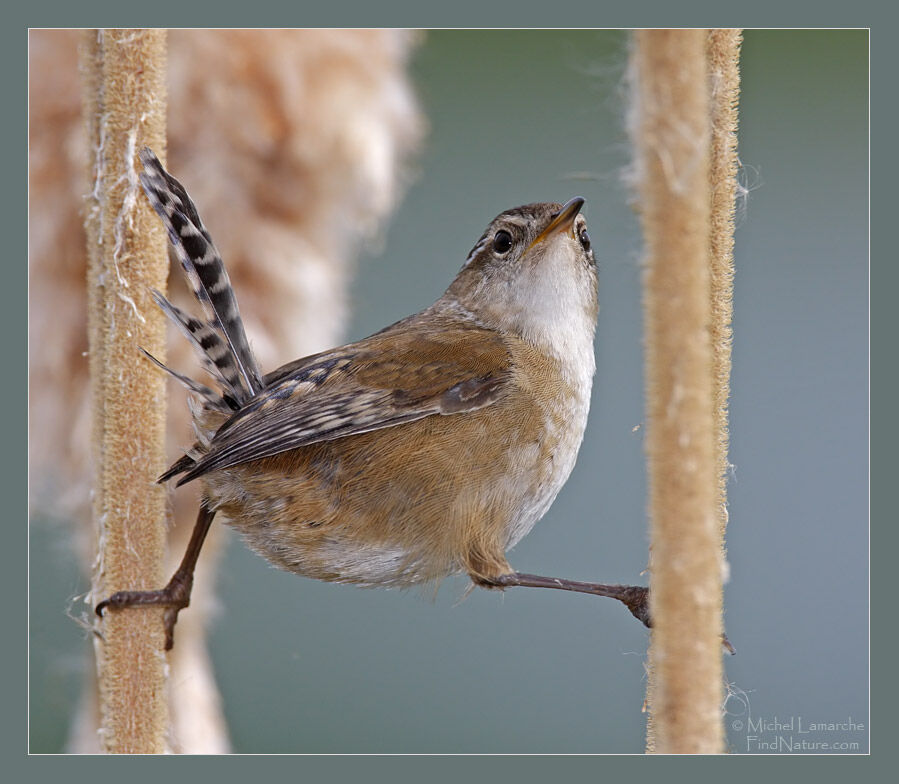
[96,148,651,650]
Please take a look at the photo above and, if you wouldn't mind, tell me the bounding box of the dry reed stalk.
[632,28,729,754]
[82,28,170,754]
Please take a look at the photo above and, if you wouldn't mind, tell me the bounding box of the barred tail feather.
[138,147,262,404]
[138,348,233,412]
[149,289,245,404]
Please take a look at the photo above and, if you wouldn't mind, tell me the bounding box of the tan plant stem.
[81,28,170,754]
[632,28,725,754]
[707,29,742,546]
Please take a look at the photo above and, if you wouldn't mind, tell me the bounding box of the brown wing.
[170,321,512,485]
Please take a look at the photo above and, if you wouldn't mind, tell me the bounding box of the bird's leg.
[480,572,735,654]
[96,500,216,650]
[481,572,651,625]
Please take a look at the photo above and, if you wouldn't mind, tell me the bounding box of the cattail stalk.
[632,28,739,753]
[707,28,742,545]
[81,28,170,754]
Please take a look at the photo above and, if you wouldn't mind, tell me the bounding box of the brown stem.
[707,28,742,543]
[632,29,726,754]
[82,28,170,754]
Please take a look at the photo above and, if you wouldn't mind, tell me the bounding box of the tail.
[138,148,263,410]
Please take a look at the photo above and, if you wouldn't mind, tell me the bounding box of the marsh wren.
[96,149,652,649]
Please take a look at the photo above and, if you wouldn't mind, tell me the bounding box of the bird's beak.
[529,197,585,249]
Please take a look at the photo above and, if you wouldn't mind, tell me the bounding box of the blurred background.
[29,29,868,753]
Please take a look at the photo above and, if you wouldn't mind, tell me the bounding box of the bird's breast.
[499,342,593,550]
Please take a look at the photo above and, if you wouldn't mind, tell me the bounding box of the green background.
[30,30,869,753]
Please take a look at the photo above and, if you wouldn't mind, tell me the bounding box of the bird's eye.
[492,230,513,254]
[579,227,591,252]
